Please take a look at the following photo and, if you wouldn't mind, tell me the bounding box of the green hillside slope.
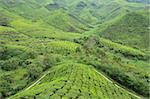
[99,11,149,51]
[0,0,87,33]
[0,0,146,28]
[10,63,138,99]
[0,0,149,98]
[74,36,149,97]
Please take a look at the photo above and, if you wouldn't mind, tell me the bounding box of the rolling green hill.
[10,63,138,99]
[99,11,149,51]
[126,0,150,4]
[0,0,149,98]
[76,36,149,97]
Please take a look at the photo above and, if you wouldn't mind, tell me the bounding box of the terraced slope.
[126,0,150,4]
[0,0,149,98]
[0,8,83,97]
[0,0,147,29]
[86,10,149,52]
[10,63,138,99]
[74,36,149,97]
[0,0,87,33]
[46,0,148,24]
[99,11,149,51]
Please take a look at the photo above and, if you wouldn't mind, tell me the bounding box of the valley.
[0,0,149,99]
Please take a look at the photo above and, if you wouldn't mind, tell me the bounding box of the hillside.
[0,0,147,27]
[99,11,149,51]
[126,0,150,4]
[0,0,149,99]
[77,36,149,97]
[10,63,138,99]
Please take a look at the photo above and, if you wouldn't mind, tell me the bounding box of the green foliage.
[0,0,149,98]
[99,38,148,60]
[10,63,138,99]
[0,80,12,97]
[100,12,149,51]
[0,17,9,26]
[0,57,21,71]
[0,46,8,60]
[79,36,150,97]
[27,64,43,80]
[0,68,28,97]
[96,63,149,96]
[47,41,81,55]
[40,54,61,70]
[44,9,86,33]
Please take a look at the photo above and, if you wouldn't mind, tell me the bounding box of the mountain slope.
[10,63,138,99]
[0,0,149,98]
[99,11,149,51]
[74,35,149,97]
[43,9,87,33]
[44,0,147,25]
[126,0,150,4]
[0,0,147,29]
[0,0,87,33]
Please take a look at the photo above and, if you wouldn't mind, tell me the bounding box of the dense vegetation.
[99,12,149,51]
[126,0,150,4]
[10,63,138,99]
[74,36,149,96]
[0,0,149,98]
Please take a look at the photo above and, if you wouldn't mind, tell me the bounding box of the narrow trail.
[25,72,49,91]
[94,69,141,99]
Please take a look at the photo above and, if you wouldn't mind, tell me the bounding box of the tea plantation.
[0,0,149,99]
[10,63,138,99]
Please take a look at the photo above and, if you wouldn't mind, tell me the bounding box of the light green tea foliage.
[0,0,149,98]
[11,63,137,99]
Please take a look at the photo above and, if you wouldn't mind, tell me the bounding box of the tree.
[0,46,8,60]
[0,58,20,71]
[27,64,43,80]
[113,56,121,63]
[43,55,60,70]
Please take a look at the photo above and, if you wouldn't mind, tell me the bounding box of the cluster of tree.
[0,58,21,71]
[27,54,61,80]
[0,73,26,97]
[0,44,63,97]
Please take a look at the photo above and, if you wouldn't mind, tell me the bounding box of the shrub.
[0,58,21,71]
[0,46,8,60]
[0,81,11,97]
[96,64,149,96]
[27,64,43,80]
[43,55,61,70]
